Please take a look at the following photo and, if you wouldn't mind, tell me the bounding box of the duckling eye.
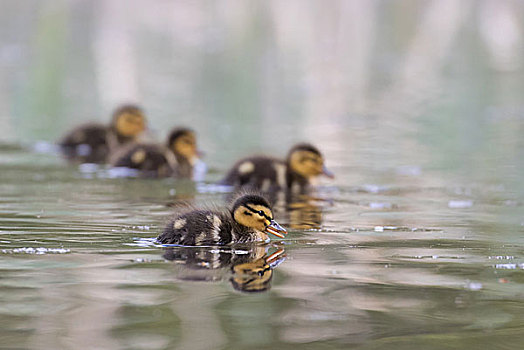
[257,210,264,216]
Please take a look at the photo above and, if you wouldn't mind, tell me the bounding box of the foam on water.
[124,237,162,248]
[2,247,71,254]
[494,263,524,269]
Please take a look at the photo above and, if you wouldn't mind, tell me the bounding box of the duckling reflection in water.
[230,248,285,292]
[286,197,324,230]
[157,193,287,245]
[163,245,286,292]
[110,127,203,179]
[221,143,334,193]
[59,104,147,164]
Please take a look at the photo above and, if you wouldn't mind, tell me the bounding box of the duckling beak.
[266,220,287,238]
[322,165,335,179]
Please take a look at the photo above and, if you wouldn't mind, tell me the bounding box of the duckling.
[59,104,146,163]
[109,127,200,178]
[221,143,334,193]
[157,193,287,245]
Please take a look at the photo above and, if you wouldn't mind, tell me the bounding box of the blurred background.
[1,0,523,186]
[1,1,524,349]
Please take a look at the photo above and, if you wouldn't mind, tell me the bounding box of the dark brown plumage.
[110,143,172,177]
[157,194,286,246]
[59,124,110,164]
[59,104,146,164]
[221,143,334,192]
[109,127,199,178]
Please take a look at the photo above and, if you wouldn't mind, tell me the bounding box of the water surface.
[1,1,524,349]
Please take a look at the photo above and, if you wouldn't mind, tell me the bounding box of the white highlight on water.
[448,200,473,209]
[192,159,208,182]
[2,247,71,254]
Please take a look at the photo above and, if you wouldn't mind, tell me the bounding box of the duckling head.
[167,127,200,165]
[111,104,146,139]
[231,194,287,239]
[287,143,334,180]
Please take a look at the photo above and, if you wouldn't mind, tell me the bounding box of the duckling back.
[110,144,172,178]
[109,143,198,179]
[59,123,109,163]
[221,156,288,191]
[158,210,234,245]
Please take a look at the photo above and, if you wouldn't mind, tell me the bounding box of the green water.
[1,1,524,349]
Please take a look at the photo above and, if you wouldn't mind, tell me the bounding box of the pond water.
[1,1,524,349]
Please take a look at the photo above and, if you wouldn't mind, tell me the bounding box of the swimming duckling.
[59,104,147,164]
[221,143,334,193]
[157,193,287,245]
[109,127,201,178]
